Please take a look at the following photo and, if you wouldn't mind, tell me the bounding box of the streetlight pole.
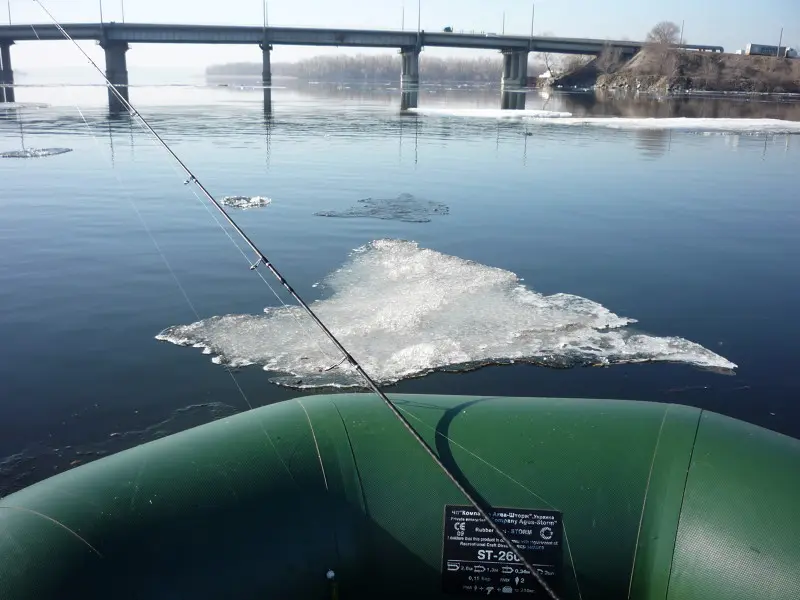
[99,0,104,24]
[121,0,125,23]
[679,20,684,45]
[777,27,783,57]
[401,2,404,30]
[7,0,11,25]
[502,11,505,35]
[417,0,420,33]
[530,2,535,38]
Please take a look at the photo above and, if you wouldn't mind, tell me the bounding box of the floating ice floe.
[0,147,73,158]
[410,108,800,134]
[157,239,737,389]
[411,108,800,134]
[220,195,272,209]
[410,108,574,119]
[315,193,449,223]
[523,116,800,134]
[0,102,50,111]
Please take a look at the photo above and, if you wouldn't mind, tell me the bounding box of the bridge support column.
[101,41,129,113]
[400,47,420,86]
[0,42,15,103]
[260,43,272,86]
[501,49,528,88]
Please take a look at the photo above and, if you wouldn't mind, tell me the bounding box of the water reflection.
[500,89,526,110]
[2,82,799,166]
[263,86,272,115]
[634,129,672,159]
[400,86,418,111]
[257,81,800,121]
[562,89,800,121]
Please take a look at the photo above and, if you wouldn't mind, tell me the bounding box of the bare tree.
[700,56,722,89]
[562,55,593,73]
[596,43,625,74]
[646,21,681,46]
[531,31,563,77]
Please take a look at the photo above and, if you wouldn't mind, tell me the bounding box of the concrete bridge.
[0,22,724,110]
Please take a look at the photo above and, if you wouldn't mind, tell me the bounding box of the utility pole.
[777,27,783,57]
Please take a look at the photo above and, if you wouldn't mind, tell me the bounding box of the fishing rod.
[32,3,561,598]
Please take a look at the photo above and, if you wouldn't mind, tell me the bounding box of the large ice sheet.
[157,240,736,388]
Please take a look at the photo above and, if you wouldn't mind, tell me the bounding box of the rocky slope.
[552,47,800,95]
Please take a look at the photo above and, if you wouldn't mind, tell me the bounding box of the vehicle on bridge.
[745,43,796,58]
[442,26,453,33]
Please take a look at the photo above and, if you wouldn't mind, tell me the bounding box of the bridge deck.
[0,23,723,54]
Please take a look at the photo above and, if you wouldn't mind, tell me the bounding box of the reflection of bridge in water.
[226,79,800,120]
[398,87,527,111]
[1,87,794,173]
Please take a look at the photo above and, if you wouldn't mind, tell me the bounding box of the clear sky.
[4,0,799,69]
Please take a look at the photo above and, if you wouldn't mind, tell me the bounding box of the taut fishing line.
[31,3,563,598]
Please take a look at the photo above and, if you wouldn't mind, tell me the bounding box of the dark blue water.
[1,80,799,496]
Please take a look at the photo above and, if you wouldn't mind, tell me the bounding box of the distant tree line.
[207,54,546,82]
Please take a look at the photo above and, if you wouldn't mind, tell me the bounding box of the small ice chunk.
[220,196,272,209]
[1,147,73,158]
[315,193,449,223]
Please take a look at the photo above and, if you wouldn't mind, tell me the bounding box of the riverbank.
[552,47,800,95]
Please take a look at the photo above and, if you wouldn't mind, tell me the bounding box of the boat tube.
[1,394,798,599]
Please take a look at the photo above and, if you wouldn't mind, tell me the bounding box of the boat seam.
[330,397,370,519]
[627,405,669,599]
[663,409,703,600]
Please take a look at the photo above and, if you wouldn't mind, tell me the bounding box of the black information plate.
[441,505,563,596]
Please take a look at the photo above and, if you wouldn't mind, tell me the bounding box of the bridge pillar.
[501,49,528,88]
[0,41,15,103]
[101,41,129,113]
[400,47,420,86]
[260,43,272,86]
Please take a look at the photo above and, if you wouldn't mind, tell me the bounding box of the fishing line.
[32,4,562,598]
[98,87,345,375]
[35,26,343,376]
[395,402,585,600]
[26,24,302,490]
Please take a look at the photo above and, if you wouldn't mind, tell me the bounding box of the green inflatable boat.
[1,393,798,600]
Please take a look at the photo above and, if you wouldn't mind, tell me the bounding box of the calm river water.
[1,74,799,495]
